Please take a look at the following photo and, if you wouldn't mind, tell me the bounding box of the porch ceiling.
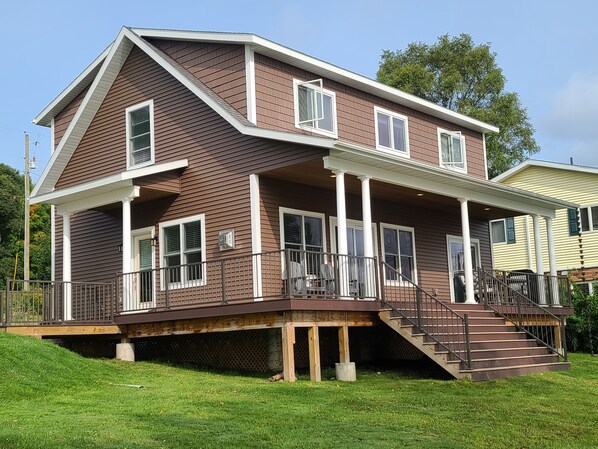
[260,159,534,221]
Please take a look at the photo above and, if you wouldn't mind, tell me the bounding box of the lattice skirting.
[52,325,424,373]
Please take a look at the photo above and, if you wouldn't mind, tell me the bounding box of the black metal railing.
[485,269,571,307]
[475,268,567,361]
[381,262,471,369]
[2,279,114,325]
[115,249,379,313]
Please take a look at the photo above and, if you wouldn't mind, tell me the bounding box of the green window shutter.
[568,208,579,236]
[506,218,516,244]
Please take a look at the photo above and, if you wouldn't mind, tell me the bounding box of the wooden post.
[282,323,296,382]
[338,325,350,363]
[308,325,321,382]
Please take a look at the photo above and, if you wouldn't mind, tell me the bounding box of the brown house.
[3,27,575,381]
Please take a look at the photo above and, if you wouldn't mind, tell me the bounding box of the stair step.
[465,362,570,381]
[468,354,560,370]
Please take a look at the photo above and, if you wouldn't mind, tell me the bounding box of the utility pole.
[24,133,30,283]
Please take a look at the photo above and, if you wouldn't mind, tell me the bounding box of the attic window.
[438,129,466,172]
[293,79,337,137]
[126,100,155,169]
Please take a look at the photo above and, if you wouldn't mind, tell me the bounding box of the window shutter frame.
[568,208,580,235]
[505,218,516,244]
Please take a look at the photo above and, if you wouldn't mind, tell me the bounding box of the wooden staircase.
[379,301,570,381]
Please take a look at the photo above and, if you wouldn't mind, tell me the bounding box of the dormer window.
[375,107,409,156]
[293,79,337,137]
[126,100,155,169]
[438,128,466,172]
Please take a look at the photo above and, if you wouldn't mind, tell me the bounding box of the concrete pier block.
[335,362,356,381]
[116,342,135,362]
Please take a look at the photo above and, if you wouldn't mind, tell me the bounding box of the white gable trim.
[493,159,598,182]
[32,27,335,198]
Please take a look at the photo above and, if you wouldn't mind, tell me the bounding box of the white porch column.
[121,196,134,311]
[459,198,476,304]
[335,170,349,297]
[532,215,547,305]
[61,212,72,321]
[359,176,374,298]
[358,176,373,258]
[122,197,133,275]
[249,174,263,300]
[545,216,560,306]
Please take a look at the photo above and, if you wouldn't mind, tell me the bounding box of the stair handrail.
[475,268,567,362]
[381,262,472,369]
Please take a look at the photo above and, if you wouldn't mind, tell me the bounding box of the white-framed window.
[279,207,326,276]
[159,214,206,289]
[576,281,597,296]
[126,99,155,170]
[329,217,378,257]
[579,205,598,232]
[381,223,417,284]
[438,128,466,172]
[374,107,409,156]
[293,79,337,137]
[490,218,516,244]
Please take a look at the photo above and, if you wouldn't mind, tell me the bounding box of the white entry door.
[447,235,480,303]
[129,229,155,310]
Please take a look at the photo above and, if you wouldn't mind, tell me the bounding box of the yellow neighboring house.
[492,160,598,295]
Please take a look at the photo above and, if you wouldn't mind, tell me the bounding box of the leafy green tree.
[567,284,598,354]
[0,163,51,288]
[377,34,540,178]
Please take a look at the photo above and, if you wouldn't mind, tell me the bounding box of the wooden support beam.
[127,312,283,338]
[308,326,321,382]
[282,323,296,382]
[338,325,350,363]
[5,325,124,337]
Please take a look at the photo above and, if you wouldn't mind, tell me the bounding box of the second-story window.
[126,100,155,169]
[438,129,466,172]
[580,205,598,232]
[375,107,409,156]
[293,79,337,137]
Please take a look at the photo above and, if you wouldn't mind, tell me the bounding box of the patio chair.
[283,261,308,296]
[320,263,336,296]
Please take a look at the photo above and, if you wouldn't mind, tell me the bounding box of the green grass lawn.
[0,333,597,449]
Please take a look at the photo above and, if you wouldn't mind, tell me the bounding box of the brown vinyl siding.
[260,177,491,302]
[54,47,326,283]
[53,87,89,149]
[254,54,487,179]
[148,39,247,117]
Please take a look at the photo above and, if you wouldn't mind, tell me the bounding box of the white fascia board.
[493,159,598,182]
[33,45,113,127]
[130,28,499,134]
[31,159,188,205]
[32,27,135,197]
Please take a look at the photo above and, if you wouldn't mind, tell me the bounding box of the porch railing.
[381,262,472,369]
[115,249,379,313]
[2,279,114,325]
[485,269,571,307]
[475,268,567,361]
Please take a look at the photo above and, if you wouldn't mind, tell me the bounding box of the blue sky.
[1,0,596,183]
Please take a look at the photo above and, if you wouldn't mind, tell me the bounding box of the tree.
[377,34,540,178]
[0,163,51,287]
